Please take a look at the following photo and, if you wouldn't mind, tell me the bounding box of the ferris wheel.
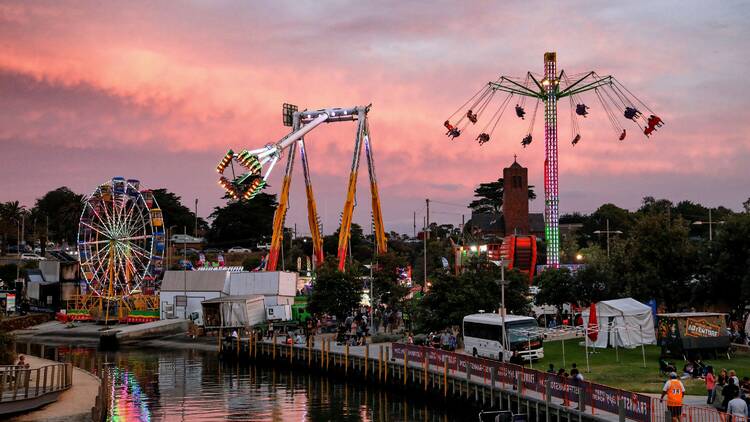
[77,177,165,299]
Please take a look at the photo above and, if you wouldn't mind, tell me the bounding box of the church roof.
[508,155,524,169]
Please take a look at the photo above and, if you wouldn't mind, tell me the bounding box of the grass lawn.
[536,339,750,395]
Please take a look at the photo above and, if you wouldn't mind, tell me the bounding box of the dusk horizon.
[1,1,748,235]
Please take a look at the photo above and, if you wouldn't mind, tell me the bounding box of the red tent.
[587,303,599,342]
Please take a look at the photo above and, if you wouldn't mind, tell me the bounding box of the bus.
[463,313,544,361]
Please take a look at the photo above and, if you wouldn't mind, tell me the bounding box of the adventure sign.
[685,318,721,337]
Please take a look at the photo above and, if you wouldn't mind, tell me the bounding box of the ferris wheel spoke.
[118,235,150,242]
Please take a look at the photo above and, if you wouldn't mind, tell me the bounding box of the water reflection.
[21,344,468,421]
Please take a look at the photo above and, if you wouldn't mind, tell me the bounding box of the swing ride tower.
[447,52,663,268]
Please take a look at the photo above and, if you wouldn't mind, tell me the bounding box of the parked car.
[21,253,46,261]
[204,248,224,254]
[227,246,252,254]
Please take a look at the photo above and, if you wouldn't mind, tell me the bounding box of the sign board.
[175,295,187,307]
[6,293,15,312]
[685,318,721,337]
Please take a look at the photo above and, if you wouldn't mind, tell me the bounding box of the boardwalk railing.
[0,362,72,404]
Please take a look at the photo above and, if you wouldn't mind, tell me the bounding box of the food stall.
[657,312,730,358]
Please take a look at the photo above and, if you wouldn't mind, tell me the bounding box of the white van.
[463,313,544,361]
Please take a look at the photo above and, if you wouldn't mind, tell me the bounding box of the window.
[512,175,523,188]
[464,321,503,341]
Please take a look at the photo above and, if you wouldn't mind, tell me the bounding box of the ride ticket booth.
[657,312,730,359]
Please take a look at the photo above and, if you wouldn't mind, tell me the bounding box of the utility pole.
[423,216,427,288]
[425,199,430,240]
[413,211,416,238]
[183,226,187,319]
[194,198,198,237]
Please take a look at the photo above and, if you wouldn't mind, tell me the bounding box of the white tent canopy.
[582,298,656,349]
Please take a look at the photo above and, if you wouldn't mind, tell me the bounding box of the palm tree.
[0,201,26,254]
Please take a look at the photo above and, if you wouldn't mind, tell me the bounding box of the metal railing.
[0,363,72,403]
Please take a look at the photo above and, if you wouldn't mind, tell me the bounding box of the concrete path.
[10,355,100,422]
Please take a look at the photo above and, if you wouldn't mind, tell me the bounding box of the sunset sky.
[1,1,748,235]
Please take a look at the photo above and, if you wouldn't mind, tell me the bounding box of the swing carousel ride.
[446,52,664,268]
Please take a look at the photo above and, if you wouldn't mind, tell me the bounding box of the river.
[17,342,470,421]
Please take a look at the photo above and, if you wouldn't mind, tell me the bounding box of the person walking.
[660,372,686,422]
[706,366,717,405]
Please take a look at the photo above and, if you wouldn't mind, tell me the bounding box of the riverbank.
[9,355,99,422]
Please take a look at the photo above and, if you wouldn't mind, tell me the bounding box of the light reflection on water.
[25,344,470,421]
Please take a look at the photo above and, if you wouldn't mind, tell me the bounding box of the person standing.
[728,392,748,422]
[660,372,686,422]
[706,366,717,404]
[723,379,741,412]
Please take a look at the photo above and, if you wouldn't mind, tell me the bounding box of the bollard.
[308,339,312,367]
[272,334,277,360]
[236,335,240,358]
[403,352,408,386]
[379,346,383,381]
[443,357,448,397]
[578,385,586,412]
[423,354,428,391]
[364,345,369,379]
[618,398,626,422]
[218,329,222,352]
[345,343,349,376]
[289,340,293,364]
[490,368,495,408]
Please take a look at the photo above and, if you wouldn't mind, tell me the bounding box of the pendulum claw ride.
[69,177,164,323]
[216,104,388,272]
[447,52,664,269]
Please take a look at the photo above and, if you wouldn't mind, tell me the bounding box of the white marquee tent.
[582,298,656,349]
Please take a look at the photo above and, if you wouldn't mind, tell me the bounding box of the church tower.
[503,156,529,235]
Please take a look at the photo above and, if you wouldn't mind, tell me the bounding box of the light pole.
[692,209,725,242]
[498,258,510,355]
[593,219,622,259]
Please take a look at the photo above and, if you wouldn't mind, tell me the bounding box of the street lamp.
[497,258,510,355]
[575,253,584,262]
[692,209,725,242]
[593,219,622,259]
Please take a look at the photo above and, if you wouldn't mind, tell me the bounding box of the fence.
[392,343,652,422]
[14,342,112,421]
[0,362,72,403]
[392,343,750,422]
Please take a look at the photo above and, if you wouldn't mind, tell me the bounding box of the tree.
[700,213,750,314]
[577,203,632,247]
[207,192,277,248]
[32,187,83,246]
[308,258,362,320]
[0,201,27,253]
[469,178,536,214]
[624,213,697,309]
[414,257,529,333]
[152,189,208,236]
[743,198,750,214]
[371,251,411,310]
[534,268,577,310]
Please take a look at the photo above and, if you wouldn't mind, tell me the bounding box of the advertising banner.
[391,343,651,422]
